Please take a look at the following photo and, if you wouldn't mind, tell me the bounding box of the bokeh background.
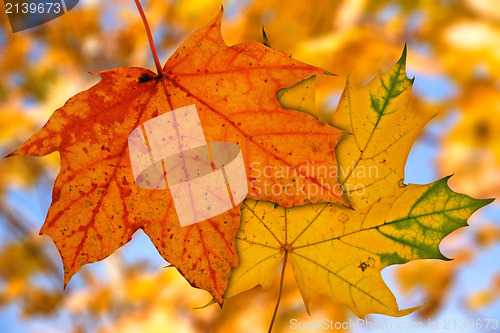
[0,0,499,332]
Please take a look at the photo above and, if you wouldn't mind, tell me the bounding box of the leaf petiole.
[133,0,163,76]
[268,251,288,333]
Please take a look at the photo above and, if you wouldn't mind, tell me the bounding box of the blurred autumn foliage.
[0,0,498,332]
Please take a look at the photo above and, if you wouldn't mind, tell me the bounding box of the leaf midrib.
[341,60,406,187]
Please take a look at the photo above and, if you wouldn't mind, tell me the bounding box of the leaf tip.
[482,198,496,206]
[474,197,496,211]
[262,26,271,47]
[216,299,224,308]
[323,69,337,76]
[89,70,106,79]
[63,278,69,290]
[439,252,453,262]
[396,303,425,317]
[63,270,78,291]
[345,73,352,84]
[340,194,354,210]
[4,151,16,158]
[442,174,494,210]
[210,5,223,29]
[303,299,312,316]
[396,44,408,68]
[443,174,454,182]
[194,298,218,310]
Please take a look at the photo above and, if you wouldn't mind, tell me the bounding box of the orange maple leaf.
[9,10,343,303]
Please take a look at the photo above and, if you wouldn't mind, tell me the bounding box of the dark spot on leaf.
[358,262,368,272]
[338,213,349,223]
[138,73,161,83]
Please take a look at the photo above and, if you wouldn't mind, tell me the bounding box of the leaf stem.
[268,251,288,333]
[133,0,163,76]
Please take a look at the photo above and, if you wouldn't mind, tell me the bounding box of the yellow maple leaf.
[224,48,493,321]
